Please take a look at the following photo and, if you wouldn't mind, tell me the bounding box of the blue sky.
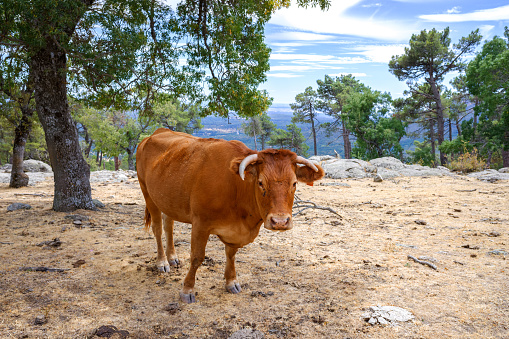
[262,0,509,104]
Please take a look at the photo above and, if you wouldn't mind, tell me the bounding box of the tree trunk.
[10,107,33,188]
[430,119,436,167]
[125,140,138,171]
[31,43,95,211]
[311,115,317,156]
[429,79,445,165]
[502,150,509,168]
[503,128,509,167]
[82,125,93,158]
[114,156,120,171]
[341,119,351,159]
[448,119,452,141]
[126,147,136,171]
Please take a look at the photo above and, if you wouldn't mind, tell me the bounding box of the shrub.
[448,148,486,173]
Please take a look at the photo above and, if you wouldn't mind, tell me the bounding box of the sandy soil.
[0,174,508,338]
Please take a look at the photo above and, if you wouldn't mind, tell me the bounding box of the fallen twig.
[293,197,341,218]
[20,266,70,272]
[456,189,476,192]
[0,242,14,245]
[407,255,437,270]
[14,193,51,197]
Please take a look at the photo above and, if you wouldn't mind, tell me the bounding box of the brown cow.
[136,128,324,303]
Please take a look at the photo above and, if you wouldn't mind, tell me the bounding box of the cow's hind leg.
[225,245,241,294]
[148,205,170,272]
[180,226,209,303]
[162,214,179,267]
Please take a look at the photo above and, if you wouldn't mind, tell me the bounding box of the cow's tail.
[144,207,152,231]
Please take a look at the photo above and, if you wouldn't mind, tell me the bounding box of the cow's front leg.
[180,228,209,303]
[163,214,179,267]
[225,245,241,294]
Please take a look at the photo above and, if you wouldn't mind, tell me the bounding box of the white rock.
[363,306,415,326]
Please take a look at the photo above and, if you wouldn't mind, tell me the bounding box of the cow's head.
[232,149,324,231]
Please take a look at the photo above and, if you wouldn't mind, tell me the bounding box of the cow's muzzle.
[265,214,293,231]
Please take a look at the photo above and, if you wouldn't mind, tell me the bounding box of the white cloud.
[362,3,382,8]
[479,25,495,38]
[267,31,336,42]
[266,73,302,78]
[271,53,370,65]
[270,65,316,72]
[349,44,407,63]
[269,0,417,41]
[446,7,461,14]
[271,42,312,47]
[420,5,509,22]
[391,0,442,2]
[327,72,367,77]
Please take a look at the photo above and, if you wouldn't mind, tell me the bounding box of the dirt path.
[0,175,508,338]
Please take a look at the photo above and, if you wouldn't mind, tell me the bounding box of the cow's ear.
[230,158,258,180]
[295,163,325,186]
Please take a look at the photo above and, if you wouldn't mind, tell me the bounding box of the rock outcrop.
[310,156,454,179]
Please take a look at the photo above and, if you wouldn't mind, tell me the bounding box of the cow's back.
[137,128,252,223]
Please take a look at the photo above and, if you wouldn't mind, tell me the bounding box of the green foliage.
[343,89,405,160]
[316,74,362,134]
[268,123,309,157]
[291,86,319,155]
[153,98,203,134]
[291,87,318,125]
[465,28,509,157]
[406,140,436,167]
[175,0,275,117]
[389,27,481,82]
[242,112,276,150]
[438,137,472,155]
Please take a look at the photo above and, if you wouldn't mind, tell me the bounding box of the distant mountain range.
[193,103,457,157]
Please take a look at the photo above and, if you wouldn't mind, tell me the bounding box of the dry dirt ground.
[0,174,508,339]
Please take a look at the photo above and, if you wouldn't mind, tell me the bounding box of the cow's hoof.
[158,265,170,273]
[180,292,197,304]
[226,282,242,294]
[169,258,180,267]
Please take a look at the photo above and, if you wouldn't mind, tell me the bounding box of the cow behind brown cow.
[136,128,324,303]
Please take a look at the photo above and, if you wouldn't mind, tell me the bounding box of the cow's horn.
[295,156,318,172]
[239,154,258,180]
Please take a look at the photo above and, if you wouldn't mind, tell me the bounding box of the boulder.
[322,159,374,179]
[0,164,12,173]
[7,203,32,212]
[90,170,129,183]
[320,156,455,179]
[22,160,52,173]
[369,157,406,171]
[467,169,509,183]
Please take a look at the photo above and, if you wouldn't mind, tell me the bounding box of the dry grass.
[0,175,508,338]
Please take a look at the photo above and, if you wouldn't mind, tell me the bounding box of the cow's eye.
[258,180,264,188]
[292,182,297,188]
